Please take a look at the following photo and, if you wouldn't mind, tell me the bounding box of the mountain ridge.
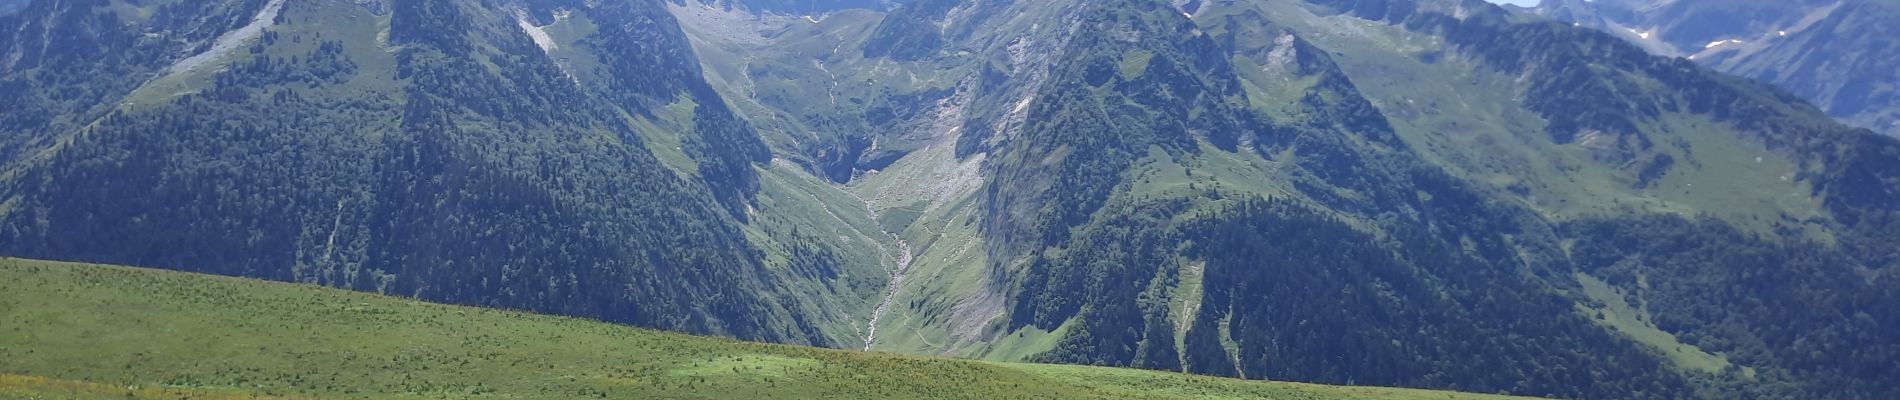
[1531,0,1900,137]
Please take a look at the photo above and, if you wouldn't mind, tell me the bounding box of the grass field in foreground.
[0,258,1533,399]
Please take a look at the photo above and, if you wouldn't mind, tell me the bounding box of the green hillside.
[0,257,1527,400]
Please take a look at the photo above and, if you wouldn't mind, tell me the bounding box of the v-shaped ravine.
[857,192,914,351]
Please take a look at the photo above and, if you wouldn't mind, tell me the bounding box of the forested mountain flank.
[0,0,827,344]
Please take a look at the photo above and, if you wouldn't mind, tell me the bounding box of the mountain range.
[1527,0,1900,137]
[2,0,1897,398]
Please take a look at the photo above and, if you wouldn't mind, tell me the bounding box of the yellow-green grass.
[625,95,703,177]
[0,258,1533,399]
[1121,50,1157,79]
[1572,273,1740,376]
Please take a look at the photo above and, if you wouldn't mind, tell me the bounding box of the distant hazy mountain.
[671,0,903,14]
[1533,0,1900,137]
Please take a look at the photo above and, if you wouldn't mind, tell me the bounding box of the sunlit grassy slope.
[0,258,1531,400]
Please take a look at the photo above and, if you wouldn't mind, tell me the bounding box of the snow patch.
[1704,39,1743,49]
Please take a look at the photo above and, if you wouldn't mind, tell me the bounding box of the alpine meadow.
[1,0,1897,399]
